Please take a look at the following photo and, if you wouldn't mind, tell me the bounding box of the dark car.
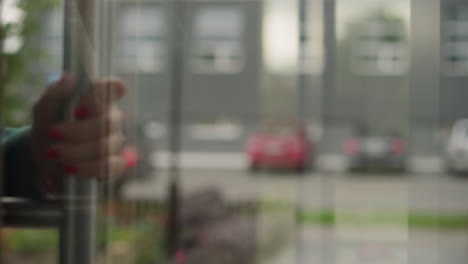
[343,131,407,172]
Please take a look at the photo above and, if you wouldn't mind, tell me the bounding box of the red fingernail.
[45,147,60,159]
[123,148,138,169]
[48,129,64,140]
[74,106,90,120]
[62,164,78,174]
[176,249,185,264]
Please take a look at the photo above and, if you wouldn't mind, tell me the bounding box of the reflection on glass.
[444,5,468,76]
[119,5,167,73]
[3,0,468,264]
[192,7,245,74]
[188,118,242,141]
[263,0,299,74]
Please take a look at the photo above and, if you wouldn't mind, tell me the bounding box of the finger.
[73,79,127,119]
[62,155,127,180]
[49,107,123,142]
[48,132,125,163]
[33,73,75,122]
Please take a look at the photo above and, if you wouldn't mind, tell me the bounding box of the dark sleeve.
[2,127,44,199]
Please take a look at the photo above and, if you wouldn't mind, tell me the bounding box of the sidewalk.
[267,226,468,264]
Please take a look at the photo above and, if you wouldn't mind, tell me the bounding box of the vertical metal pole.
[0,1,4,262]
[99,1,114,264]
[321,1,336,264]
[295,0,307,263]
[297,0,307,122]
[60,1,99,264]
[322,0,335,140]
[166,0,185,258]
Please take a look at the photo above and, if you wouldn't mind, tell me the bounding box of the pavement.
[268,227,468,264]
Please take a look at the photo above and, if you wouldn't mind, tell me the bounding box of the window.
[119,6,166,73]
[192,7,244,74]
[444,5,468,76]
[351,19,408,76]
[188,118,242,141]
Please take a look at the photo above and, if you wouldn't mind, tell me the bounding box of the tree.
[2,0,58,126]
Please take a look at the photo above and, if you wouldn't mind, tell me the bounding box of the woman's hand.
[30,73,130,192]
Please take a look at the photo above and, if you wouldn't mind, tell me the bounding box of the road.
[124,170,468,213]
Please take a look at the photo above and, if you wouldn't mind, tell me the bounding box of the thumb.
[33,73,75,124]
[74,79,127,117]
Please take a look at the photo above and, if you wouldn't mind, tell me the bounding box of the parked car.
[245,122,313,172]
[446,119,468,174]
[343,130,407,172]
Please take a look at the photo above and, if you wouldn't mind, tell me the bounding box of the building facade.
[35,0,468,170]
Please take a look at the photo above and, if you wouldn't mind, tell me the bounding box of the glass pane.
[3,0,468,264]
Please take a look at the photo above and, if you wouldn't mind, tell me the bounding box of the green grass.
[7,230,58,256]
[6,220,164,261]
[258,199,468,229]
[298,210,468,229]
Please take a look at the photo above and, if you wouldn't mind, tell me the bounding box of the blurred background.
[2,0,468,263]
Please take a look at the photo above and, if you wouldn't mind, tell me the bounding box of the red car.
[246,123,313,172]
